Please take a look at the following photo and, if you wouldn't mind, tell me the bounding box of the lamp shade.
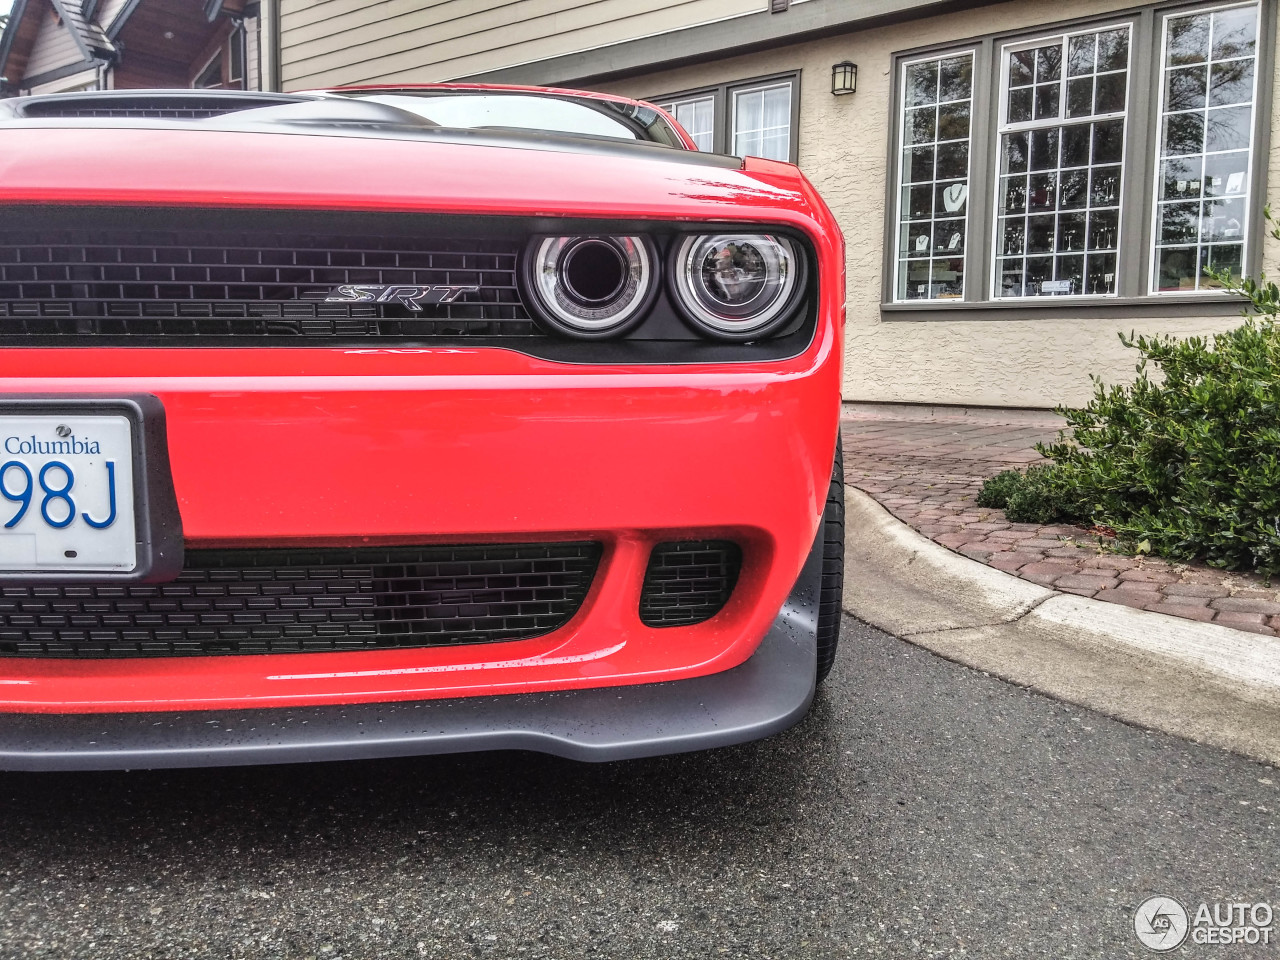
[831,61,857,96]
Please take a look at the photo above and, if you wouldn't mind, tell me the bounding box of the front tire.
[815,432,845,683]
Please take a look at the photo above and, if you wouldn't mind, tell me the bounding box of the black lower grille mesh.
[0,542,601,658]
[638,540,742,627]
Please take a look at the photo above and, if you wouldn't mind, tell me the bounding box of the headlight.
[525,235,654,338]
[670,234,802,340]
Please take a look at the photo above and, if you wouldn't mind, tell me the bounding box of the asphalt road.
[0,618,1277,959]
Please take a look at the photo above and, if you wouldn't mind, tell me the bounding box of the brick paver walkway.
[840,407,1280,636]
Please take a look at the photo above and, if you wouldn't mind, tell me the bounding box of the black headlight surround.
[519,233,661,340]
[512,219,816,358]
[665,232,809,343]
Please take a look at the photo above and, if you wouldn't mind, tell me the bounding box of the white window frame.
[655,94,715,151]
[730,80,794,163]
[883,0,1269,312]
[990,22,1134,301]
[1148,0,1263,295]
[649,72,800,163]
[892,49,977,302]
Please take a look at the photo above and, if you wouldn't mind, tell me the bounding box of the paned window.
[995,26,1130,298]
[653,74,799,162]
[887,2,1266,306]
[658,95,715,151]
[1152,3,1260,292]
[895,53,974,300]
[732,82,793,162]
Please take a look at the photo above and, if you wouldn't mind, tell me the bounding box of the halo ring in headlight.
[671,233,802,340]
[524,235,655,338]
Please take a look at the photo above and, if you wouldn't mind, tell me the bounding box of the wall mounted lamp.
[831,61,857,96]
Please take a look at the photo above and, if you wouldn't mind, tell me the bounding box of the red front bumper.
[0,324,840,713]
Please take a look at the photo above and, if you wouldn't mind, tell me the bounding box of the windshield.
[345,92,688,149]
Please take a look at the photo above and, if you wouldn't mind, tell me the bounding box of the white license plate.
[0,415,137,573]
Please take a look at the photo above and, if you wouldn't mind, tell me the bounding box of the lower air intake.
[0,542,601,658]
[639,540,742,627]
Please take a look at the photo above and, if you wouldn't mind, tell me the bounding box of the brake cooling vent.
[638,540,742,627]
[0,542,601,658]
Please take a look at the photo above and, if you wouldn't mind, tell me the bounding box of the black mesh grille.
[18,95,298,120]
[0,213,536,342]
[0,542,601,658]
[638,540,741,627]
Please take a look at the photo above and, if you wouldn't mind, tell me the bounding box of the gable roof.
[51,0,116,59]
[0,0,39,82]
[102,0,142,40]
[0,0,115,85]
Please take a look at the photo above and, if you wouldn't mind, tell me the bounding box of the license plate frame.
[0,395,183,583]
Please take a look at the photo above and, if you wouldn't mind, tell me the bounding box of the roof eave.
[103,0,140,40]
[0,0,33,81]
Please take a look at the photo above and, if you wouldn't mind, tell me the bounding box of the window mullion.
[1121,9,1156,299]
[715,86,728,155]
[968,37,996,301]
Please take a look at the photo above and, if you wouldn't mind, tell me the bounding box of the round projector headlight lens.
[672,234,801,339]
[528,235,653,337]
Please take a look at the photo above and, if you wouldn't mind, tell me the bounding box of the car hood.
[0,124,821,228]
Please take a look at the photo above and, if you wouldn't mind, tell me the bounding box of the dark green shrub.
[1000,466,1085,524]
[976,469,1023,508]
[978,466,1079,523]
[975,210,1280,571]
[1033,317,1280,571]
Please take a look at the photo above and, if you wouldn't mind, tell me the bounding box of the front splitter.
[0,526,821,771]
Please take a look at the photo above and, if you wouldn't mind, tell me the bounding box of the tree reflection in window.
[894,52,974,301]
[1153,2,1259,293]
[996,25,1130,298]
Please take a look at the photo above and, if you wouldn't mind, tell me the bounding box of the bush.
[975,469,1022,508]
[977,465,1083,524]
[974,209,1280,572]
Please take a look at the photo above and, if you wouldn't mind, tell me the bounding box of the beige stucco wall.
[594,0,1280,408]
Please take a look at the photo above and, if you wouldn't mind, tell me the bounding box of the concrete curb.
[843,487,1280,766]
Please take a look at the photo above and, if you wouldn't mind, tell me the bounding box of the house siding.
[278,0,763,89]
[25,5,84,78]
[246,14,260,90]
[590,0,1279,408]
[96,0,132,32]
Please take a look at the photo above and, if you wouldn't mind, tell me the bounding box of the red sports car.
[0,85,845,769]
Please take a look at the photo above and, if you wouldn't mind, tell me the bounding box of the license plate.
[0,415,138,573]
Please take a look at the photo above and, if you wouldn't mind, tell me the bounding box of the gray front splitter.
[0,528,821,771]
